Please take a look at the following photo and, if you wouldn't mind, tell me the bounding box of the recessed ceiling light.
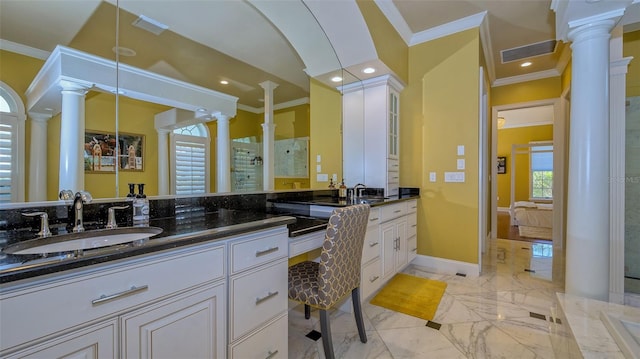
[44,107,54,112]
[196,108,207,112]
[331,76,343,83]
[112,46,136,57]
[521,62,532,67]
[110,89,126,95]
[362,67,375,74]
[220,80,229,85]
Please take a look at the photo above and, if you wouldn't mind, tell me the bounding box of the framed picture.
[497,156,506,174]
[84,131,144,172]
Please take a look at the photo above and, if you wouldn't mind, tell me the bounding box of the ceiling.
[1,0,639,110]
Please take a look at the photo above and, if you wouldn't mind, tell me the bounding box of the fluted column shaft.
[260,81,278,191]
[28,113,51,201]
[216,114,231,193]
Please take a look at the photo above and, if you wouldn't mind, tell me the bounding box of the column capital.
[59,80,89,95]
[567,18,617,45]
[28,112,53,123]
[259,81,279,92]
[552,0,631,42]
[213,113,230,122]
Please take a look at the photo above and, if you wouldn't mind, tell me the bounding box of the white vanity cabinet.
[227,227,289,359]
[342,74,404,196]
[361,207,382,300]
[406,200,418,263]
[0,241,226,358]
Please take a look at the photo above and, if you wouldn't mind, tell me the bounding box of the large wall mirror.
[0,0,350,204]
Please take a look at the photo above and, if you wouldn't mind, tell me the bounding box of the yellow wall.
[405,29,480,264]
[624,30,640,97]
[309,78,342,189]
[357,0,408,83]
[496,125,554,208]
[491,77,562,106]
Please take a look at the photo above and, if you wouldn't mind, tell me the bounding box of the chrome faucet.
[72,191,92,233]
[22,212,52,238]
[353,183,367,198]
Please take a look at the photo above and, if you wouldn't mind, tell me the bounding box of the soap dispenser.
[126,183,136,201]
[338,179,347,200]
[133,183,149,226]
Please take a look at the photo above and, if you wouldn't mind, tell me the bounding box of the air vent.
[501,40,557,63]
[132,15,168,36]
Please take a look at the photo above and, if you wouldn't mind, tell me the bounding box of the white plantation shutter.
[175,138,206,194]
[170,124,210,195]
[0,121,13,202]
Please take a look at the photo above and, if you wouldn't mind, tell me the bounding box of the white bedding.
[513,201,553,239]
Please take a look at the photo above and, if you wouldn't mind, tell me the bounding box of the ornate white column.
[58,80,88,194]
[215,114,231,193]
[156,128,170,196]
[260,81,278,191]
[565,19,616,301]
[28,112,52,201]
[609,25,633,304]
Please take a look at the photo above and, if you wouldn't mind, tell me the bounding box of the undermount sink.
[355,196,388,204]
[2,227,163,255]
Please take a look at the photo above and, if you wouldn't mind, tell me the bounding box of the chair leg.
[305,304,311,319]
[319,309,335,359]
[351,287,367,343]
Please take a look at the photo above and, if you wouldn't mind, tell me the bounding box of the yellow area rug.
[370,273,447,321]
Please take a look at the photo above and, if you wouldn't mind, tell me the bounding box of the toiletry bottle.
[328,178,335,189]
[338,179,347,200]
[126,183,136,201]
[133,183,149,226]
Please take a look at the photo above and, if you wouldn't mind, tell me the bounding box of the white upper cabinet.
[343,75,405,196]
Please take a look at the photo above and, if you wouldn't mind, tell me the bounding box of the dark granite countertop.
[0,193,419,285]
[0,209,296,284]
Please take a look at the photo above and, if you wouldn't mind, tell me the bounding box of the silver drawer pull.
[369,217,379,221]
[256,247,279,257]
[412,248,417,252]
[394,210,401,213]
[369,275,379,283]
[256,291,279,305]
[369,241,379,247]
[92,285,148,306]
[412,224,417,228]
[265,349,279,359]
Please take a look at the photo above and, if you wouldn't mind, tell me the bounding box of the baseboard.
[411,254,480,277]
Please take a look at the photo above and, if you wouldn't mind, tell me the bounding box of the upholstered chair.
[288,204,371,359]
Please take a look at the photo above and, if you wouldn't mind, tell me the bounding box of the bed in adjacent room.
[512,201,553,240]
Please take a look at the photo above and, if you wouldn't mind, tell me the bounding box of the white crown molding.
[338,74,406,94]
[492,69,560,87]
[410,11,487,46]
[0,39,50,60]
[372,0,413,45]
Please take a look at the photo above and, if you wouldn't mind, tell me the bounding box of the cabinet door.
[381,222,397,280]
[121,282,225,359]
[387,89,399,159]
[5,320,117,359]
[395,220,408,270]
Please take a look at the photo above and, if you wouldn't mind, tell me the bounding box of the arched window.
[170,123,210,195]
[0,82,26,203]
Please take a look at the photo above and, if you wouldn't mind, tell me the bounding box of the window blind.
[0,122,14,203]
[531,145,553,171]
[175,139,206,195]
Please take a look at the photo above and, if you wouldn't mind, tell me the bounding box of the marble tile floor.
[288,238,572,358]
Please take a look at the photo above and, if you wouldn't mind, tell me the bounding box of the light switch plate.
[317,173,328,182]
[457,159,465,170]
[444,172,465,183]
[457,145,465,156]
[332,174,338,182]
[429,172,436,182]
[316,155,321,163]
[316,164,322,172]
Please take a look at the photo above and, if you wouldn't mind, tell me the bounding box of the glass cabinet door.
[388,90,399,158]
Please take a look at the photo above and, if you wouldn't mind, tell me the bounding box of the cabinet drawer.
[407,213,417,238]
[387,158,399,172]
[387,184,399,198]
[229,259,288,341]
[408,236,418,262]
[230,228,288,274]
[361,258,382,300]
[230,314,288,359]
[367,208,381,225]
[289,231,324,258]
[380,202,406,222]
[387,171,400,184]
[0,244,225,353]
[407,199,418,213]
[362,226,381,264]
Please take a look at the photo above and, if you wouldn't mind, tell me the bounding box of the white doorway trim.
[478,67,489,273]
[491,98,565,254]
